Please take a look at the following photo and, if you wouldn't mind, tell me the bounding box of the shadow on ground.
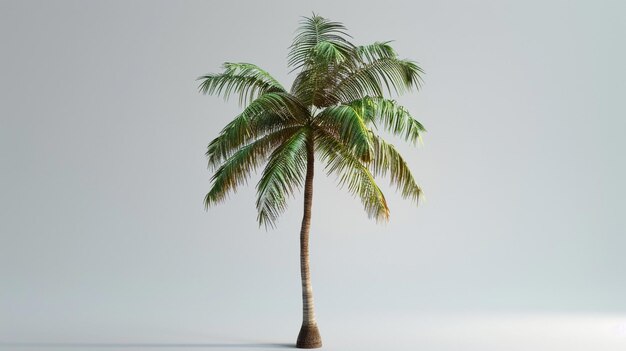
[0,342,294,349]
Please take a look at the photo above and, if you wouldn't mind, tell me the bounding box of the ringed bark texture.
[296,132,322,349]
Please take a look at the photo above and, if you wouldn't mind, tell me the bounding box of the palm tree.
[198,14,425,349]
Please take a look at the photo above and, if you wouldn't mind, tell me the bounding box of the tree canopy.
[199,14,425,228]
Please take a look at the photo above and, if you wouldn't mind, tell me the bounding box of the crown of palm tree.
[199,14,425,229]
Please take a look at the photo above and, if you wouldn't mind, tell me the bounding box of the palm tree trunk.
[296,132,322,349]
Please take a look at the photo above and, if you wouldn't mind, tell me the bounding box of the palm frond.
[369,133,422,203]
[349,96,426,144]
[206,92,309,168]
[315,129,389,221]
[290,66,325,107]
[205,126,302,208]
[354,41,398,63]
[288,15,354,70]
[288,15,356,107]
[333,57,424,102]
[315,104,373,161]
[256,127,309,228]
[198,62,285,106]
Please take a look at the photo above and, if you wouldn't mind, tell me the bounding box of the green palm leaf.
[206,92,309,168]
[369,133,422,202]
[334,57,424,102]
[256,127,309,228]
[288,15,356,107]
[354,41,398,63]
[288,15,354,69]
[349,96,426,144]
[315,104,373,161]
[198,62,285,106]
[315,129,389,222]
[205,126,302,208]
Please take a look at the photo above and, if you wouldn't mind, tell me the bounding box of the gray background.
[1,0,625,350]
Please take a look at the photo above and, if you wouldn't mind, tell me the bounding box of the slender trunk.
[296,131,322,349]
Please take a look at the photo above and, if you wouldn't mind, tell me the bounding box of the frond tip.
[369,133,422,203]
[198,62,285,106]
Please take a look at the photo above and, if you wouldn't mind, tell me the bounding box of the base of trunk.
[296,323,322,349]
